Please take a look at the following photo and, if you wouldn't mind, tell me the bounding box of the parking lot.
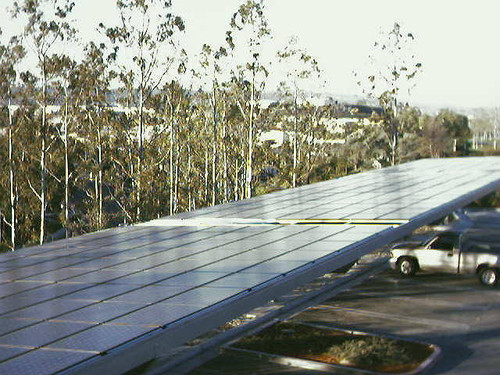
[189,209,500,374]
[300,271,500,374]
[192,270,500,374]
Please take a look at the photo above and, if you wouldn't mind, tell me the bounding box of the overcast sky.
[2,0,500,110]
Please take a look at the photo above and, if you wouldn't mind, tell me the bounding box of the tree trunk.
[169,134,174,216]
[204,149,209,204]
[169,110,175,216]
[494,125,498,150]
[391,98,398,166]
[235,158,240,201]
[97,123,103,229]
[89,108,104,229]
[137,88,144,221]
[40,121,46,245]
[187,142,192,211]
[246,68,255,199]
[64,89,70,238]
[40,68,48,245]
[174,142,179,214]
[306,111,316,185]
[222,121,228,203]
[8,100,16,250]
[292,89,298,188]
[211,84,217,206]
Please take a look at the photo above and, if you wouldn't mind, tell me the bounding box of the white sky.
[2,0,500,109]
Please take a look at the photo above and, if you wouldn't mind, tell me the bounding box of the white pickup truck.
[389,230,500,286]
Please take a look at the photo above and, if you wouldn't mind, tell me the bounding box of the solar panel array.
[0,157,499,374]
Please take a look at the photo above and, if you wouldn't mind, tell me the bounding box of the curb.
[225,322,441,375]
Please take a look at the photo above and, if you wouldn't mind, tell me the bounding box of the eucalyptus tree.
[418,114,450,158]
[356,22,422,165]
[435,109,471,154]
[396,104,422,162]
[15,72,51,245]
[226,0,271,199]
[490,108,499,150]
[277,36,322,187]
[0,32,25,250]
[46,54,78,238]
[197,43,231,205]
[340,115,388,171]
[71,42,115,231]
[12,0,76,244]
[300,103,334,184]
[217,86,234,203]
[161,80,190,216]
[471,108,500,150]
[99,0,185,221]
[160,83,197,213]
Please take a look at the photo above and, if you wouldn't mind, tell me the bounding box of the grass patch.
[327,335,411,367]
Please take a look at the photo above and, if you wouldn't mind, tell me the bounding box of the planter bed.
[227,322,440,374]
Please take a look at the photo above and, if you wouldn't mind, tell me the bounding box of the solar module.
[0,157,499,374]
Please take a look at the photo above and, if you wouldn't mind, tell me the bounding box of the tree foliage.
[357,22,422,166]
[0,3,474,251]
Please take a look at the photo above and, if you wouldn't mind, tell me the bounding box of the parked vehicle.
[389,230,500,286]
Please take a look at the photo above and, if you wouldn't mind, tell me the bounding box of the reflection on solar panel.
[0,157,499,374]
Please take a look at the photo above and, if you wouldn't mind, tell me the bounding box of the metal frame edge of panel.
[63,171,500,375]
[147,258,390,375]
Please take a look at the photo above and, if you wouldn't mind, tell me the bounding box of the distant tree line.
[471,108,500,152]
[0,0,472,250]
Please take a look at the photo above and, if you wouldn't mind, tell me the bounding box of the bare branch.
[26,178,42,202]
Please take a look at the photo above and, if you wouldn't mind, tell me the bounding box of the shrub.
[327,336,411,367]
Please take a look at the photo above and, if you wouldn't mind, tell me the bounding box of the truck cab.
[389,230,500,286]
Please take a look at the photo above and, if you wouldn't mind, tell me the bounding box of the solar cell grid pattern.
[0,157,499,374]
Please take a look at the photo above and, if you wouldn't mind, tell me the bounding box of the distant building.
[258,102,383,148]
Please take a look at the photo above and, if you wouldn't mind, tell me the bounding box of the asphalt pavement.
[191,270,500,374]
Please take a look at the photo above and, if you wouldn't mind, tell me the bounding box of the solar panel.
[0,157,499,374]
[0,346,28,363]
[46,324,155,353]
[0,348,94,375]
[53,302,145,324]
[0,321,94,347]
[0,318,40,336]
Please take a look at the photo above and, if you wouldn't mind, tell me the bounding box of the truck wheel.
[479,268,499,287]
[398,257,417,277]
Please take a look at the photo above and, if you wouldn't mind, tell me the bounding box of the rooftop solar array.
[0,157,499,374]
